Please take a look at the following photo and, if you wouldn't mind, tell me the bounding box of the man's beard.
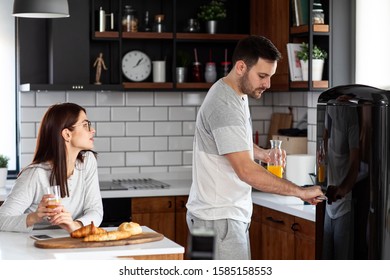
[238,72,266,99]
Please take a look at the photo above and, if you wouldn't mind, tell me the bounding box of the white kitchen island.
[0,226,184,260]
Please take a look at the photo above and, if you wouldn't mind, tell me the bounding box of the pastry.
[83,230,133,242]
[70,221,107,238]
[118,222,142,235]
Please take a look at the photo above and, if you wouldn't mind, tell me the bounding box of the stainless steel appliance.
[316,84,390,259]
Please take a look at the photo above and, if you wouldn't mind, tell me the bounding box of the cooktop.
[99,178,170,191]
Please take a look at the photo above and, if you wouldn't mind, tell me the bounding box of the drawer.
[261,207,294,233]
[132,197,175,213]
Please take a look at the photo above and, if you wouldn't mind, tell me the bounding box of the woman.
[0,103,103,233]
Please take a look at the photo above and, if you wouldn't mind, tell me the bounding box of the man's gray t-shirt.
[186,79,254,223]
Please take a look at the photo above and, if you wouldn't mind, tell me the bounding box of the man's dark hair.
[231,35,282,69]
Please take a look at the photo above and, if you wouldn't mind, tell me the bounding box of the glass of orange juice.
[267,140,284,178]
[45,185,61,209]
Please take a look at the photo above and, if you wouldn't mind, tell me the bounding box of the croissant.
[70,221,107,238]
[83,230,133,242]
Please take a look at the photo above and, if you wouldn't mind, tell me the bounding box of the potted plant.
[197,0,227,34]
[0,154,9,188]
[296,42,327,81]
[176,50,191,83]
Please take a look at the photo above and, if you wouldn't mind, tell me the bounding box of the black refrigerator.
[316,84,390,260]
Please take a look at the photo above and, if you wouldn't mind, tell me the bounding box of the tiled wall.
[20,90,320,175]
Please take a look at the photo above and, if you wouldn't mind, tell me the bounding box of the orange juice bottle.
[267,165,283,178]
[317,140,326,183]
[267,139,284,178]
[318,164,326,183]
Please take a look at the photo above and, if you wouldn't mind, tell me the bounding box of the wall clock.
[122,50,151,82]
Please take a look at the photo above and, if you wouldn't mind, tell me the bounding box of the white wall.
[355,0,390,89]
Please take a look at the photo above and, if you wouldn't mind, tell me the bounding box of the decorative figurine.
[93,52,107,85]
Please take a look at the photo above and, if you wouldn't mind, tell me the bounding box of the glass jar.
[122,5,138,32]
[142,11,152,32]
[153,14,166,33]
[204,62,217,83]
[267,140,283,178]
[184,18,200,33]
[191,62,203,82]
[219,61,231,78]
[312,9,325,24]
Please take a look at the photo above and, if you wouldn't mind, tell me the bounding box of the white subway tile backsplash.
[97,91,124,106]
[140,166,168,173]
[68,91,96,106]
[126,152,154,166]
[126,122,154,136]
[252,120,265,135]
[19,89,318,176]
[97,152,125,167]
[20,92,35,107]
[86,107,110,121]
[140,137,168,151]
[21,107,47,122]
[169,136,194,150]
[155,91,182,106]
[111,107,139,121]
[307,107,317,125]
[126,91,154,106]
[182,121,196,135]
[183,92,207,106]
[169,166,192,173]
[111,167,140,174]
[20,153,34,169]
[155,151,182,165]
[97,122,125,136]
[93,137,111,152]
[290,92,305,107]
[20,123,36,138]
[273,92,291,106]
[111,137,139,151]
[155,122,182,135]
[36,91,66,106]
[251,106,273,120]
[20,138,36,153]
[141,107,168,121]
[169,107,196,121]
[183,151,193,165]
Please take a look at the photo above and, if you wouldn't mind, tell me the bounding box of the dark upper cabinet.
[18,0,251,91]
[18,0,91,90]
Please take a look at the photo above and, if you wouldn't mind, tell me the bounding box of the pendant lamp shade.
[13,0,69,18]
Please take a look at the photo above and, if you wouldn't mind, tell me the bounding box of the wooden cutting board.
[34,232,164,249]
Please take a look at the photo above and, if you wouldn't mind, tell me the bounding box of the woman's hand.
[49,206,82,233]
[26,194,60,227]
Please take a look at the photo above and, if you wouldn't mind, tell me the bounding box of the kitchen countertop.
[1,173,316,222]
[0,226,184,260]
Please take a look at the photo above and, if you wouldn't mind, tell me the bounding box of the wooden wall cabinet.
[250,204,315,260]
[250,0,290,92]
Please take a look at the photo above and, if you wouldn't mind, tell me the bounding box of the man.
[186,35,324,260]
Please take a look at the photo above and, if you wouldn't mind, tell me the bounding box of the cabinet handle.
[168,201,173,208]
[291,223,299,231]
[266,216,284,224]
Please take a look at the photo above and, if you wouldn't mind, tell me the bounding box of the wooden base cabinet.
[131,196,176,241]
[131,196,189,258]
[250,204,315,260]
